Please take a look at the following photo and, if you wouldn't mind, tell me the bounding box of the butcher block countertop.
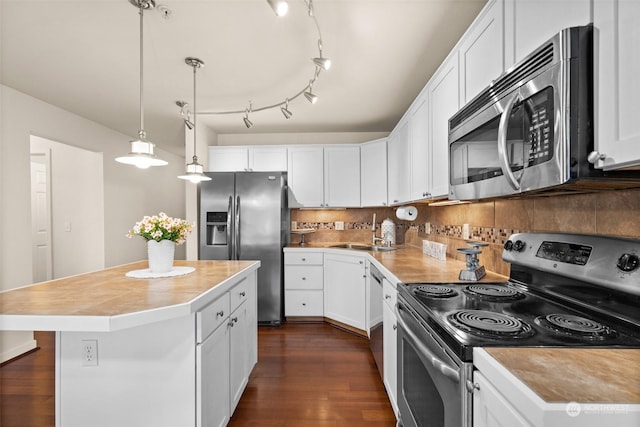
[0,260,259,332]
[483,348,640,404]
[285,243,508,284]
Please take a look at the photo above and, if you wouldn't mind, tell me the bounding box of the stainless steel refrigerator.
[198,172,289,325]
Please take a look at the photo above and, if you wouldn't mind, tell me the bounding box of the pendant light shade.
[116,0,167,168]
[178,57,211,183]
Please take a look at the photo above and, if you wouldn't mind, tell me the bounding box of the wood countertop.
[483,348,640,404]
[0,260,259,332]
[285,243,508,284]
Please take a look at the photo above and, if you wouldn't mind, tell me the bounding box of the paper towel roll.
[396,205,417,221]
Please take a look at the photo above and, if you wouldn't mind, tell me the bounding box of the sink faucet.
[372,213,384,246]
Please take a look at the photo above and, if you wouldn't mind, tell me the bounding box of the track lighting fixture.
[266,0,289,17]
[281,98,293,119]
[116,0,167,169]
[193,0,330,127]
[304,82,318,104]
[178,57,211,183]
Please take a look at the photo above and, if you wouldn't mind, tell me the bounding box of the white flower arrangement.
[127,212,193,245]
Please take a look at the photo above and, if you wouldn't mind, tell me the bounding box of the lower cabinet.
[382,277,398,416]
[323,252,367,331]
[284,251,324,317]
[197,322,230,427]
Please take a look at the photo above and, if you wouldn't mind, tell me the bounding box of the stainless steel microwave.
[448,25,639,200]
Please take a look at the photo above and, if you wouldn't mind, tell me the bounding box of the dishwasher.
[369,262,384,380]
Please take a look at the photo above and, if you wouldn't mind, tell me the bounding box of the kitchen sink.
[330,243,397,252]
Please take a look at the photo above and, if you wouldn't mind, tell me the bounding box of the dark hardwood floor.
[0,323,395,427]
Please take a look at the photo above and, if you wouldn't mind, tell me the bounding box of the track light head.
[281,98,293,119]
[243,109,253,128]
[184,118,194,130]
[304,83,318,104]
[312,57,331,71]
[266,0,288,16]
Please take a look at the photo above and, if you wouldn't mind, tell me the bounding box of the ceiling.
[0,0,487,156]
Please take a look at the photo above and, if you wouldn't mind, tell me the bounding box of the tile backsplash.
[291,188,640,277]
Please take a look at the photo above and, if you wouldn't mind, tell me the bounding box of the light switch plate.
[335,221,344,231]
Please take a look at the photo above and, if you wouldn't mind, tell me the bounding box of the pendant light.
[178,57,211,183]
[116,0,167,169]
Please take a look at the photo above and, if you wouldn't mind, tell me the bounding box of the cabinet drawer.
[285,290,324,316]
[230,277,251,313]
[285,266,323,290]
[285,252,323,265]
[382,278,397,310]
[197,293,230,343]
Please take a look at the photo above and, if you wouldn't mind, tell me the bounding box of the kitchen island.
[0,260,260,427]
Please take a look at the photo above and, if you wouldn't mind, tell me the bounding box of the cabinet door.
[459,0,504,104]
[382,299,398,414]
[505,0,591,67]
[287,146,325,207]
[409,95,431,201]
[208,147,249,172]
[360,139,388,207]
[248,146,288,172]
[473,372,533,427]
[593,0,640,170]
[229,303,249,414]
[429,53,460,199]
[324,145,361,207]
[197,324,230,427]
[387,121,410,205]
[323,253,367,330]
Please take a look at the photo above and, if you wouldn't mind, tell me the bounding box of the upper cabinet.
[593,0,640,170]
[360,139,388,207]
[459,0,505,105]
[287,146,325,207]
[208,146,287,172]
[324,145,361,208]
[409,94,430,201]
[387,121,411,205]
[504,0,591,68]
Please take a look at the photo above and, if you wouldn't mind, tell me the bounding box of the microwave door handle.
[396,303,460,384]
[497,92,522,191]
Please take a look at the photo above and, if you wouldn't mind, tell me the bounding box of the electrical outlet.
[462,223,470,240]
[335,221,344,231]
[81,339,98,367]
[425,222,431,234]
[291,221,298,230]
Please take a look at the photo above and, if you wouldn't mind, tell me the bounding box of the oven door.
[396,300,471,427]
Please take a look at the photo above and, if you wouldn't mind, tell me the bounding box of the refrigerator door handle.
[227,195,233,260]
[235,195,241,260]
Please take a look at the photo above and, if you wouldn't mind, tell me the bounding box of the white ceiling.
[0,0,487,156]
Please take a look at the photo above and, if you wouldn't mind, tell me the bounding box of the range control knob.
[503,240,514,251]
[513,240,526,252]
[617,253,640,273]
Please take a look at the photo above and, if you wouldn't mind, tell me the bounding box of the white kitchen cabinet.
[504,0,591,68]
[323,252,367,331]
[382,277,398,416]
[284,251,324,317]
[208,146,287,172]
[208,146,249,172]
[287,145,325,207]
[409,94,431,201]
[458,0,505,104]
[473,371,533,427]
[360,138,388,207]
[593,0,640,170]
[387,121,411,205]
[324,145,361,207]
[197,321,229,427]
[229,299,249,414]
[429,52,460,199]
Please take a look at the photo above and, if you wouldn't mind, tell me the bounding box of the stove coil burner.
[448,310,534,339]
[414,285,459,299]
[463,284,525,302]
[534,314,618,340]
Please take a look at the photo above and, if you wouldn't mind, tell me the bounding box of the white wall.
[0,85,186,362]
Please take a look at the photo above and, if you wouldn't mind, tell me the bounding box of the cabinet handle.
[363,275,367,278]
[393,199,399,203]
[229,316,238,327]
[216,310,224,318]
[302,258,306,261]
[359,260,363,264]
[392,324,397,330]
[302,277,306,280]
[382,202,387,206]
[302,302,307,306]
[240,291,246,297]
[385,295,391,299]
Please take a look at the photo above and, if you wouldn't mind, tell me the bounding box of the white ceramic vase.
[147,239,175,273]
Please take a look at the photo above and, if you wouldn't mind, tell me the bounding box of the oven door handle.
[397,303,460,384]
[497,91,522,191]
